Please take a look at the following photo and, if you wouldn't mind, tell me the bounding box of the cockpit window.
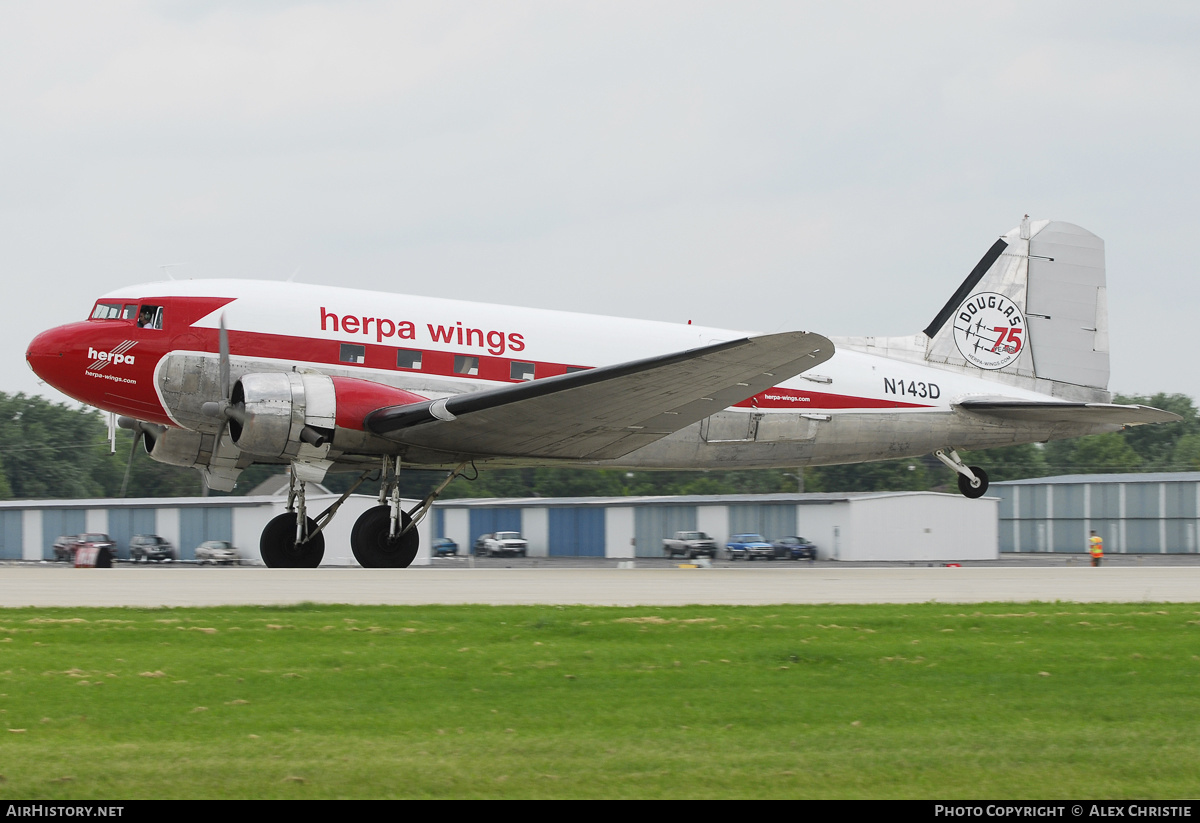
[90,302,125,320]
[137,305,164,329]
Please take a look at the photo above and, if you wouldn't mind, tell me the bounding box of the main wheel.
[957,466,990,499]
[260,513,325,568]
[351,506,420,569]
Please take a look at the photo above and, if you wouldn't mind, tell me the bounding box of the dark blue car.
[725,534,775,561]
[772,536,818,561]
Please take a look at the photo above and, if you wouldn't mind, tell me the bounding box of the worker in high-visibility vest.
[1089,530,1104,567]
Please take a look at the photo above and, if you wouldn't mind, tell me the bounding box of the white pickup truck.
[662,531,718,559]
[475,531,529,557]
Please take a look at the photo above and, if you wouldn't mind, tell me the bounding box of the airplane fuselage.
[26,279,1115,473]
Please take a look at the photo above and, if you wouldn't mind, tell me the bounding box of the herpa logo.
[952,292,1026,370]
[86,341,137,371]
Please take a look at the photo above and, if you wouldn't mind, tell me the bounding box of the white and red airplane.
[26,217,1178,568]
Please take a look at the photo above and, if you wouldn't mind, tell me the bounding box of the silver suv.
[130,534,176,563]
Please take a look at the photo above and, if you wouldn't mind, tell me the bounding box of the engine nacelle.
[230,372,426,458]
[229,373,331,458]
[145,426,205,468]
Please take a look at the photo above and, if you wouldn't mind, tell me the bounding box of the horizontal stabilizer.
[955,398,1181,426]
[365,331,834,460]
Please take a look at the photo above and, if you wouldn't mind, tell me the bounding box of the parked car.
[662,531,718,559]
[130,534,176,563]
[725,534,775,561]
[475,531,528,557]
[432,537,459,557]
[69,534,116,567]
[52,535,77,562]
[772,536,818,561]
[195,540,240,565]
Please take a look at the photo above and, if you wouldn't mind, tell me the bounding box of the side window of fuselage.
[137,305,164,329]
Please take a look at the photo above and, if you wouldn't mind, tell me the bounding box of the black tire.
[260,513,325,568]
[957,466,990,499]
[350,506,419,569]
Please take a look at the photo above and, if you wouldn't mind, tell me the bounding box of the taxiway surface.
[1,565,1198,607]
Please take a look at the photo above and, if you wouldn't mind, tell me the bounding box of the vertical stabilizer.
[921,218,1110,397]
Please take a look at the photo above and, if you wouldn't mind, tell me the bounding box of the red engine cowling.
[229,373,426,458]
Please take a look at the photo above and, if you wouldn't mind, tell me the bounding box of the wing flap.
[365,331,833,460]
[955,398,1181,425]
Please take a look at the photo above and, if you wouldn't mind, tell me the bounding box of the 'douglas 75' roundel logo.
[952,292,1027,370]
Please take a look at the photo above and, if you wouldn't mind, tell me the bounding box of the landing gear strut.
[349,457,469,569]
[260,473,326,567]
[935,448,989,499]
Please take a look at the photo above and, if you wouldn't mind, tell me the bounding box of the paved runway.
[2,565,1198,607]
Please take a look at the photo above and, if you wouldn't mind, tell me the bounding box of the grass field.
[0,602,1197,799]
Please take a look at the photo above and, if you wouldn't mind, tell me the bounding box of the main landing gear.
[259,470,340,568]
[350,457,469,568]
[935,448,990,499]
[259,457,469,569]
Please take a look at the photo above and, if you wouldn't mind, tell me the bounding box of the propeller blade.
[119,428,142,498]
[219,313,231,402]
[202,317,246,447]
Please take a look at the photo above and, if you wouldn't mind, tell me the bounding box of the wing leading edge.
[365,331,834,460]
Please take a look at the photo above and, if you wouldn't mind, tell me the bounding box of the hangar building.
[434,491,998,563]
[0,490,425,566]
[12,470,1200,564]
[992,472,1200,555]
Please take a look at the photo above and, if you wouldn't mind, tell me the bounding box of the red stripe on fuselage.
[191,328,931,411]
[734,387,932,410]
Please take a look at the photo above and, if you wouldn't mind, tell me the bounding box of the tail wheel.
[260,513,325,568]
[351,505,420,569]
[957,466,990,499]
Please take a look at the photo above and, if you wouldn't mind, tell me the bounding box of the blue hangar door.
[469,508,522,548]
[548,508,605,557]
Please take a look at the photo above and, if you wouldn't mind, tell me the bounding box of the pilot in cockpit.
[137,307,154,328]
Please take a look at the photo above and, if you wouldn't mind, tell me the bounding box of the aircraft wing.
[364,331,833,460]
[955,398,1182,425]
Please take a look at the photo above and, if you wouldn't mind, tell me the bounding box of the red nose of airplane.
[26,320,171,423]
[26,326,70,388]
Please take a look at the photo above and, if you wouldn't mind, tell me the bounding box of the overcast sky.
[3,1,1198,405]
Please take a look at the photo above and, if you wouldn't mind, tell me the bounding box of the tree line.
[0,391,1195,501]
